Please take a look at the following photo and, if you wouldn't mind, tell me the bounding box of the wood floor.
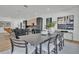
[0,39,11,52]
[65,39,79,45]
[0,32,10,52]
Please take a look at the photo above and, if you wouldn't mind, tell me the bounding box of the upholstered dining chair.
[10,32,28,54]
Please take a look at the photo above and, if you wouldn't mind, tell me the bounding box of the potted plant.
[47,21,56,34]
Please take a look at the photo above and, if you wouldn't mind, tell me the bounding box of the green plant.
[47,21,56,29]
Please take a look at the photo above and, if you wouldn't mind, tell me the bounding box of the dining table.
[19,32,58,54]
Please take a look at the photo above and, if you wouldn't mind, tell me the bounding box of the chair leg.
[10,39,14,54]
[52,48,56,53]
[55,44,58,54]
[25,46,28,54]
[59,42,63,51]
[59,43,61,51]
[25,43,28,54]
[61,41,63,49]
[63,40,64,46]
[11,44,14,54]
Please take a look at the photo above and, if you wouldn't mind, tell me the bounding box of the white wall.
[0,17,12,32]
[11,18,27,29]
[41,7,79,41]
[0,17,24,31]
[11,19,23,29]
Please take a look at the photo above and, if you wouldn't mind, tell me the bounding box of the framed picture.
[57,15,74,30]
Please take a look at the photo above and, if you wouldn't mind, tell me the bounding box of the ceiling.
[0,5,79,19]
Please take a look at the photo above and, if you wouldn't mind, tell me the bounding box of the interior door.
[36,17,43,30]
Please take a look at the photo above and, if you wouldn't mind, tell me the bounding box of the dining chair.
[10,32,28,54]
[55,31,64,52]
[58,32,64,50]
[48,34,59,54]
[38,34,58,54]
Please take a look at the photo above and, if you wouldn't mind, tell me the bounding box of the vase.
[48,27,55,35]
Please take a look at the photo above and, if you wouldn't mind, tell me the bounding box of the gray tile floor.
[0,40,79,54]
[58,41,79,54]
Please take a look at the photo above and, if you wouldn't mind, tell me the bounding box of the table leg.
[72,32,73,40]
[35,46,38,54]
[48,41,50,54]
[40,43,42,54]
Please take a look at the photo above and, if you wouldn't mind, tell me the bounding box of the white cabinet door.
[64,33,73,40]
